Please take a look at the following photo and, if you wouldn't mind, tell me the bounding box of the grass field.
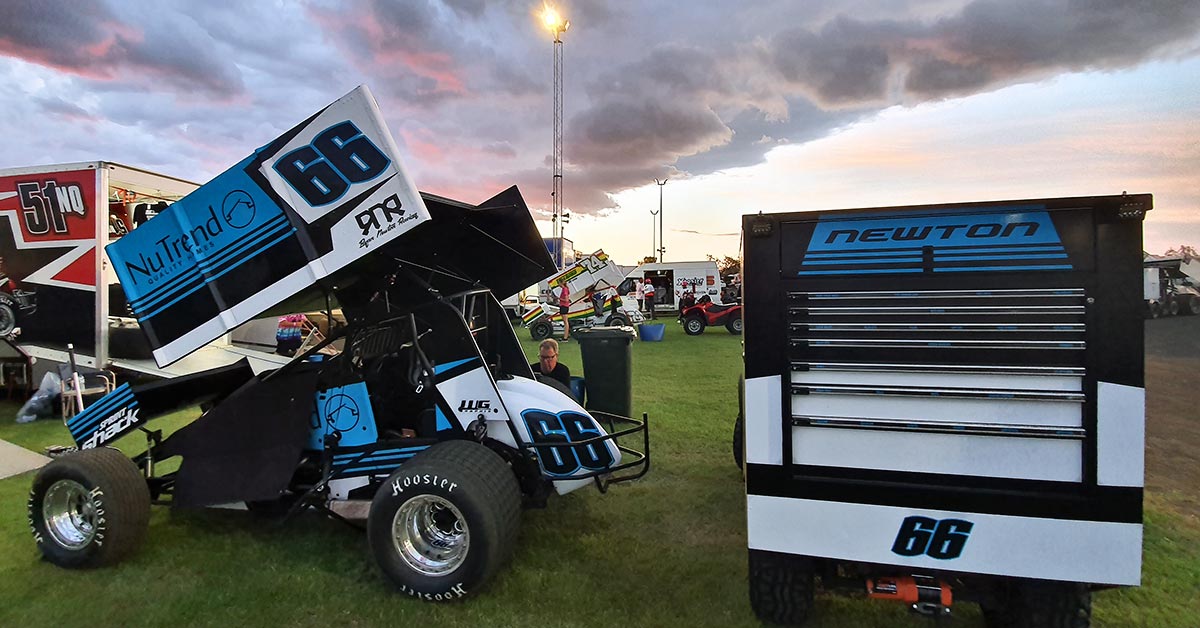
[0,319,1197,627]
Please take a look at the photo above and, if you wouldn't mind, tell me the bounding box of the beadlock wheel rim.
[42,479,98,550]
[392,495,469,576]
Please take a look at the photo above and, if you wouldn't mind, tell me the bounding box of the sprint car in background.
[520,250,644,340]
[26,86,649,601]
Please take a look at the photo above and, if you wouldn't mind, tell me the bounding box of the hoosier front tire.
[369,440,521,601]
[748,550,816,626]
[28,447,151,568]
[530,320,553,341]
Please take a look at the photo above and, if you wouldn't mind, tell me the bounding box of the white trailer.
[0,161,287,378]
[619,260,724,312]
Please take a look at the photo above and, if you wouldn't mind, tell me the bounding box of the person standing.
[635,279,645,312]
[644,281,657,319]
[558,282,572,341]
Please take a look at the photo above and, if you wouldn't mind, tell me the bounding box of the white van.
[619,261,724,312]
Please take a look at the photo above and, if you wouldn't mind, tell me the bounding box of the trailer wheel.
[605,314,629,327]
[982,580,1090,628]
[732,413,744,471]
[748,550,815,626]
[0,294,16,335]
[726,315,743,335]
[28,447,151,568]
[530,321,553,341]
[684,315,706,335]
[369,440,521,601]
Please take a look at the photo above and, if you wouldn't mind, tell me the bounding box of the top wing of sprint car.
[84,85,647,508]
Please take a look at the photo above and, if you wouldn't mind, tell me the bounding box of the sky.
[0,0,1197,266]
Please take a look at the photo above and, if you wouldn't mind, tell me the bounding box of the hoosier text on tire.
[28,447,151,568]
[368,440,521,601]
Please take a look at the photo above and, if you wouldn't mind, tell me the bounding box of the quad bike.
[0,256,37,336]
[679,294,742,335]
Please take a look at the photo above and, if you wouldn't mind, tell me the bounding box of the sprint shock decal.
[105,85,430,366]
[794,207,1073,275]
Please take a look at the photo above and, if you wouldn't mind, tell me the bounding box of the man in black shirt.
[530,338,571,388]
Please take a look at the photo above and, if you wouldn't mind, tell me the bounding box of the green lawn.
[0,321,1196,627]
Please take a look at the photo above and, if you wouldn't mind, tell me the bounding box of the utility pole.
[655,178,668,263]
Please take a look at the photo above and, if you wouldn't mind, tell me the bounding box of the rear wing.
[106,86,557,367]
[545,250,623,301]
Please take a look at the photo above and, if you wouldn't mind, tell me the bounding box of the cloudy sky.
[1,0,1198,265]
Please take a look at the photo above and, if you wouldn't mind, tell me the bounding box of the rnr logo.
[16,180,86,235]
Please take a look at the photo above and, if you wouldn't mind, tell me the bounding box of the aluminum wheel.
[392,495,470,576]
[42,479,98,550]
[686,317,704,334]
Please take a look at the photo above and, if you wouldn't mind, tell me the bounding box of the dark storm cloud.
[0,0,244,97]
[767,0,1200,104]
[550,0,1200,213]
[568,99,731,167]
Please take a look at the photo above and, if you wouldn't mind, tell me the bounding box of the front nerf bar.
[521,411,651,492]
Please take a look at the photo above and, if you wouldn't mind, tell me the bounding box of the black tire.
[28,447,151,568]
[982,580,1091,628]
[368,440,521,601]
[0,293,17,335]
[1167,298,1180,316]
[726,315,743,335]
[1190,298,1200,315]
[1148,301,1161,319]
[733,413,744,471]
[530,320,553,341]
[684,315,706,336]
[748,550,816,626]
[605,314,629,327]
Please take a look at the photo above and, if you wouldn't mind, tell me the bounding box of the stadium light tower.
[541,4,569,266]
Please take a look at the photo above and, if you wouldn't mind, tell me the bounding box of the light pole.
[655,178,668,262]
[541,5,569,267]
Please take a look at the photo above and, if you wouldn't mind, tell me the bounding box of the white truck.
[521,250,643,340]
[619,260,724,313]
[740,193,1149,626]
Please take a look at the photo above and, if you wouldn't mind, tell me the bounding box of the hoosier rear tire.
[368,440,521,601]
[748,550,815,626]
[28,447,151,568]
